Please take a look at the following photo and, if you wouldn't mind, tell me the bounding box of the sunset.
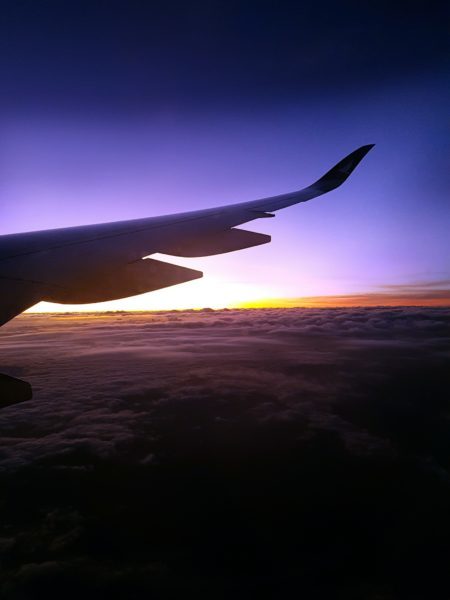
[1,1,449,598]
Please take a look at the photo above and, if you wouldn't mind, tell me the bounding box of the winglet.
[234,144,375,215]
[313,144,375,192]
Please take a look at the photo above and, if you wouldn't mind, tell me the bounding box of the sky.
[1,0,449,310]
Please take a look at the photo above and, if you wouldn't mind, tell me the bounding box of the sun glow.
[28,284,450,315]
[28,278,276,314]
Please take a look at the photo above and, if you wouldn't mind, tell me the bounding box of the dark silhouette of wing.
[0,145,374,325]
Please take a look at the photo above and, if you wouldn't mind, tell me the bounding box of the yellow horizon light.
[26,279,279,314]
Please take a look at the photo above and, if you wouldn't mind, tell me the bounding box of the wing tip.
[315,144,375,191]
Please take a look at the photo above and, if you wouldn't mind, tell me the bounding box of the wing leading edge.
[0,145,374,325]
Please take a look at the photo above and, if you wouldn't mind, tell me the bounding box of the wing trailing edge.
[42,258,203,304]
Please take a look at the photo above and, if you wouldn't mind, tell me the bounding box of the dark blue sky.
[1,0,448,113]
[1,0,449,309]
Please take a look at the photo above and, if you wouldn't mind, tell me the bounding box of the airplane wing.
[0,145,374,326]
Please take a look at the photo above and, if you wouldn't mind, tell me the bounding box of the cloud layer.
[0,308,449,598]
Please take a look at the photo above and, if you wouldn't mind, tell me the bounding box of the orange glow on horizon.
[27,290,450,316]
[237,293,450,309]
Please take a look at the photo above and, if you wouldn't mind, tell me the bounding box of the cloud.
[1,308,450,597]
[379,279,450,291]
[1,306,449,469]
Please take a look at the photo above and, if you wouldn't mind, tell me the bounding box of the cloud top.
[1,307,450,597]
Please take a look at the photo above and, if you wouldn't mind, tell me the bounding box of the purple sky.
[0,2,449,310]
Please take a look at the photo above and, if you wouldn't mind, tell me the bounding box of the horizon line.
[24,290,450,315]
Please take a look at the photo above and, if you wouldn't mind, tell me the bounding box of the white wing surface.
[0,145,374,326]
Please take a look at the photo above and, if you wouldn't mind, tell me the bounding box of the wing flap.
[43,258,203,304]
[157,227,271,257]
